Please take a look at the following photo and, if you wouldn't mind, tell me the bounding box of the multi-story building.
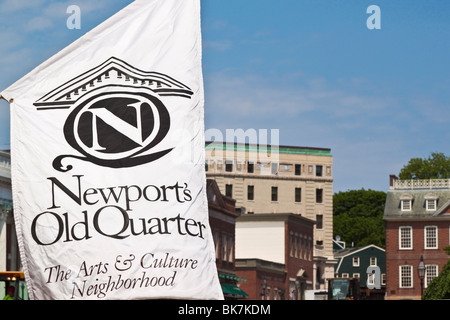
[205,141,335,290]
[0,150,17,272]
[384,175,450,300]
[333,243,386,299]
[207,179,248,299]
[235,213,315,300]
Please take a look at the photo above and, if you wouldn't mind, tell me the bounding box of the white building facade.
[205,142,336,290]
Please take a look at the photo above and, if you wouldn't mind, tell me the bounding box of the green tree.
[399,152,450,179]
[333,189,386,248]
[422,248,450,300]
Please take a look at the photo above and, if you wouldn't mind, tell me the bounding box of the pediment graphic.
[34,56,193,110]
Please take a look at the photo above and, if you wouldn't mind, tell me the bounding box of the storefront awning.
[221,283,248,299]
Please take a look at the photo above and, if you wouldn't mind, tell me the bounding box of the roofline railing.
[391,178,450,190]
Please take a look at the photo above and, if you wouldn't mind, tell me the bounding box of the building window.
[279,163,292,173]
[222,234,227,261]
[256,162,270,172]
[225,160,233,172]
[225,184,233,198]
[425,265,438,288]
[294,235,299,258]
[299,236,303,259]
[271,186,278,202]
[426,199,437,211]
[316,165,323,177]
[247,162,254,173]
[367,273,375,287]
[401,199,412,211]
[295,188,301,203]
[217,160,223,170]
[227,237,234,263]
[316,189,323,203]
[399,226,412,250]
[213,232,219,259]
[352,257,360,267]
[342,273,349,278]
[295,164,301,175]
[289,232,294,257]
[399,265,413,288]
[425,193,438,211]
[316,214,323,229]
[247,185,254,201]
[370,257,377,266]
[424,226,438,249]
[271,162,278,175]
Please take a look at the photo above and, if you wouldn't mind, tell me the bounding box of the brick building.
[205,142,335,290]
[384,175,450,300]
[207,179,248,299]
[235,213,315,299]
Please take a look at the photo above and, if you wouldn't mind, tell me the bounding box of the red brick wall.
[236,269,286,300]
[385,220,449,299]
[285,220,314,288]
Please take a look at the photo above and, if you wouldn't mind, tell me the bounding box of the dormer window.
[400,194,414,211]
[401,200,411,211]
[425,193,438,211]
[426,199,436,211]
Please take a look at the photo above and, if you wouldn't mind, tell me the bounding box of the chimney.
[389,174,398,187]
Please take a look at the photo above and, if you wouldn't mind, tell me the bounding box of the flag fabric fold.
[1,0,223,300]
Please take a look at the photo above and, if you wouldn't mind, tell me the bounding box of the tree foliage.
[423,258,450,300]
[399,152,450,179]
[333,189,386,248]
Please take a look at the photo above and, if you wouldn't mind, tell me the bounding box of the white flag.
[1,0,223,300]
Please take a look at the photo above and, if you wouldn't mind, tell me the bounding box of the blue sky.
[0,0,449,193]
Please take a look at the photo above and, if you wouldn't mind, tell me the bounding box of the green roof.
[205,142,332,157]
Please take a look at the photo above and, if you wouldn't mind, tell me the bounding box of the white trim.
[399,265,413,288]
[398,226,413,250]
[334,244,385,273]
[424,225,438,249]
[425,264,439,288]
[426,199,437,211]
[401,199,412,211]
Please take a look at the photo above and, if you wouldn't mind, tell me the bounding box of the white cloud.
[205,71,391,124]
[203,71,413,192]
[203,40,232,52]
[0,0,45,13]
[43,0,112,18]
[24,16,54,32]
